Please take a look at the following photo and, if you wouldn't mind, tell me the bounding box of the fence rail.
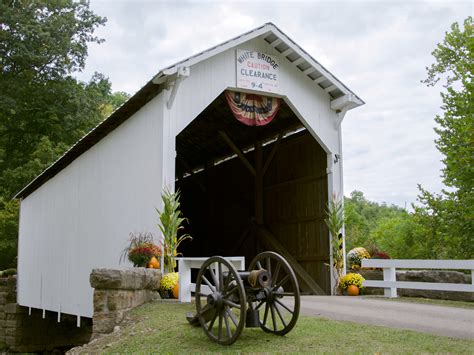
[176,257,245,302]
[361,259,474,298]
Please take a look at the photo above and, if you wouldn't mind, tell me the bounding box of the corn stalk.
[325,193,345,294]
[156,188,192,274]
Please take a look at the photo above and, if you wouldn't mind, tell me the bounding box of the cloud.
[77,0,472,207]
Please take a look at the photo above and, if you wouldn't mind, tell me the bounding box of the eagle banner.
[225,90,281,126]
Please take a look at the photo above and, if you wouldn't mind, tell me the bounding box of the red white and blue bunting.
[225,90,281,126]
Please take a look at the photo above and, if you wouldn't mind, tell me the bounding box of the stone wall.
[90,268,161,337]
[0,276,92,353]
[361,269,473,301]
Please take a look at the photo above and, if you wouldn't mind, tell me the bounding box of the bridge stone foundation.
[0,276,92,353]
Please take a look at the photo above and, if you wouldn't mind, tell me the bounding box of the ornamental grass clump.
[338,273,365,290]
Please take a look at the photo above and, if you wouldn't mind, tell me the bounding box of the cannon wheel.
[195,256,246,345]
[249,251,300,335]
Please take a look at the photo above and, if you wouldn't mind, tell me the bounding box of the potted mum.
[338,273,365,296]
[121,232,162,268]
[160,272,179,299]
[347,247,370,271]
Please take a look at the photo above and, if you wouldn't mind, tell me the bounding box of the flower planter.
[159,289,174,299]
[172,283,179,299]
[347,285,360,296]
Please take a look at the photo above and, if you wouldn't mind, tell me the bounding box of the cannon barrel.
[236,269,270,288]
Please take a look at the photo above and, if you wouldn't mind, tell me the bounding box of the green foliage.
[156,188,192,273]
[344,191,407,251]
[344,191,428,259]
[0,199,19,269]
[100,91,131,118]
[369,213,422,259]
[0,268,17,277]
[0,0,106,79]
[414,16,473,259]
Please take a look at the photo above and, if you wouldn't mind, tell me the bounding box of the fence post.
[179,259,192,303]
[383,267,397,298]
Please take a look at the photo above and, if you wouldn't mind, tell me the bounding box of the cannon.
[186,251,300,345]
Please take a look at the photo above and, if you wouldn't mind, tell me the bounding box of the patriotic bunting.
[225,90,281,126]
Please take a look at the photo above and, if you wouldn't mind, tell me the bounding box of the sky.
[76,0,472,208]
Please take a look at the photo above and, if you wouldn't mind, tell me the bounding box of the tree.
[0,199,19,269]
[0,1,129,269]
[344,190,406,251]
[0,1,109,197]
[414,17,473,259]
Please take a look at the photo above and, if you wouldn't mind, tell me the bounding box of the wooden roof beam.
[314,76,326,84]
[281,47,293,57]
[270,38,283,47]
[218,131,256,176]
[263,133,283,176]
[291,57,305,66]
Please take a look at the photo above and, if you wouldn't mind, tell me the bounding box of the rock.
[113,326,120,333]
[90,268,161,290]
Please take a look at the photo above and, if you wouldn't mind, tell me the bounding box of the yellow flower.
[338,273,365,289]
[160,272,179,290]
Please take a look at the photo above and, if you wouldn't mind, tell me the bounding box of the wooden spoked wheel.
[195,256,246,345]
[249,251,300,335]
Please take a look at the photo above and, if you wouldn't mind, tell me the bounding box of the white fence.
[361,259,474,298]
[176,257,245,302]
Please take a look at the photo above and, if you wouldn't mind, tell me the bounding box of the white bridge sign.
[236,50,279,93]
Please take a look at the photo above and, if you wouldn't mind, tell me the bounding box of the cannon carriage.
[187,251,300,345]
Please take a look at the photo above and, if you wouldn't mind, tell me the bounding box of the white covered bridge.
[16,23,363,320]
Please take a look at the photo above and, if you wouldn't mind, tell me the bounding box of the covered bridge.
[16,23,364,319]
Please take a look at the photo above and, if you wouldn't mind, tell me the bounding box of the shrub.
[372,251,391,259]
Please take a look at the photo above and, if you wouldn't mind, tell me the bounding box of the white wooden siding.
[18,93,165,318]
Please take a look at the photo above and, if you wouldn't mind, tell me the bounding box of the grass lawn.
[75,301,474,354]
